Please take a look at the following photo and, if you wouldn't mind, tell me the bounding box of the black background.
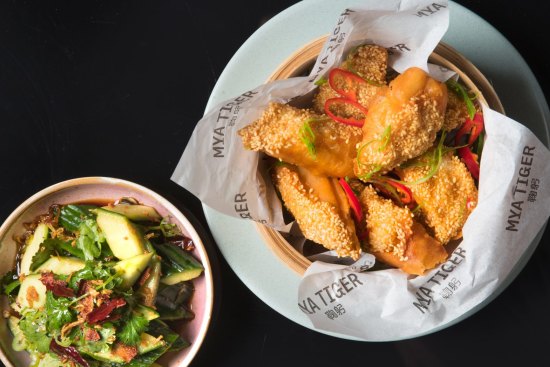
[1,1,549,366]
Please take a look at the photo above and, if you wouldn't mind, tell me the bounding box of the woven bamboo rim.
[259,36,504,275]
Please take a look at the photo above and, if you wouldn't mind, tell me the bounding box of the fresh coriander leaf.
[118,313,149,346]
[45,291,75,330]
[19,311,51,353]
[76,219,104,261]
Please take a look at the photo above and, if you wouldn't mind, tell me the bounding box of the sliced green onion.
[315,76,327,86]
[378,125,392,152]
[446,79,476,120]
[300,119,317,159]
[403,131,447,186]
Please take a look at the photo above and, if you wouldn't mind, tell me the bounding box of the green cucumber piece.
[36,256,85,275]
[102,204,162,222]
[155,244,203,285]
[8,316,27,351]
[80,347,125,364]
[137,333,166,354]
[158,306,194,321]
[19,223,49,275]
[136,304,160,321]
[95,208,146,259]
[136,255,161,307]
[16,274,48,310]
[113,252,153,289]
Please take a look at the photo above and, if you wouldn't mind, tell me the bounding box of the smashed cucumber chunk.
[95,208,146,260]
[19,223,49,276]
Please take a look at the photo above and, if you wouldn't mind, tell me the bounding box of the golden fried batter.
[272,164,361,259]
[443,88,469,131]
[398,149,478,244]
[313,45,388,116]
[238,102,362,178]
[359,185,414,260]
[354,67,448,179]
[357,185,447,275]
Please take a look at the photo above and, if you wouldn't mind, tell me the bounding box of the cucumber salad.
[1,198,204,366]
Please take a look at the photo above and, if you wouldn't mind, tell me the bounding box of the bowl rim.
[0,176,214,367]
[257,36,505,275]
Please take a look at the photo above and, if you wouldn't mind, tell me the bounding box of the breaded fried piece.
[313,45,388,116]
[443,88,469,131]
[371,222,448,275]
[239,102,362,178]
[342,44,388,83]
[359,185,414,260]
[354,67,448,179]
[358,185,447,275]
[272,164,361,259]
[398,150,478,244]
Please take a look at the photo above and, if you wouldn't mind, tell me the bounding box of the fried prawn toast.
[398,149,478,244]
[354,67,448,179]
[272,164,361,259]
[358,185,447,275]
[238,102,362,178]
[313,45,388,119]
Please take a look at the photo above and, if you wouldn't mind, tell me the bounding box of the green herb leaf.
[76,219,104,261]
[45,291,75,330]
[59,205,95,232]
[1,270,19,295]
[18,310,51,353]
[118,313,149,346]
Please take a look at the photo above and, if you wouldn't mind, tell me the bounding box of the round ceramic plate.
[202,0,550,340]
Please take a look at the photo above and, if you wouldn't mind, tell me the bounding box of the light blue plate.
[202,0,550,340]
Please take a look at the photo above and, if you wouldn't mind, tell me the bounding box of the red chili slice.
[86,298,126,324]
[338,178,363,223]
[455,112,484,146]
[386,179,414,205]
[324,97,368,127]
[458,146,480,180]
[328,68,368,102]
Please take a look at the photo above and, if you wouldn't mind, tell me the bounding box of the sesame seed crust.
[354,68,448,178]
[443,89,469,131]
[312,45,388,116]
[238,102,362,178]
[359,185,414,260]
[272,164,361,260]
[399,150,478,244]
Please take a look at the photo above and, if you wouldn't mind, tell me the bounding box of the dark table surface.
[1,1,549,366]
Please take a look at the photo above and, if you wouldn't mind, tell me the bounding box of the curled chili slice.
[338,178,363,223]
[50,339,90,367]
[455,112,484,146]
[324,97,368,127]
[328,68,369,102]
[371,178,414,208]
[458,146,480,181]
[386,179,414,205]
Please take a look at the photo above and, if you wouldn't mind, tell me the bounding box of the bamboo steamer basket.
[259,36,505,275]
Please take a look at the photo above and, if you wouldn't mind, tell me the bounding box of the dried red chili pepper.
[40,272,75,298]
[324,97,368,127]
[50,339,90,367]
[86,297,126,324]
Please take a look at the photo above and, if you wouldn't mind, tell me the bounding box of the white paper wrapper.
[172,0,550,340]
